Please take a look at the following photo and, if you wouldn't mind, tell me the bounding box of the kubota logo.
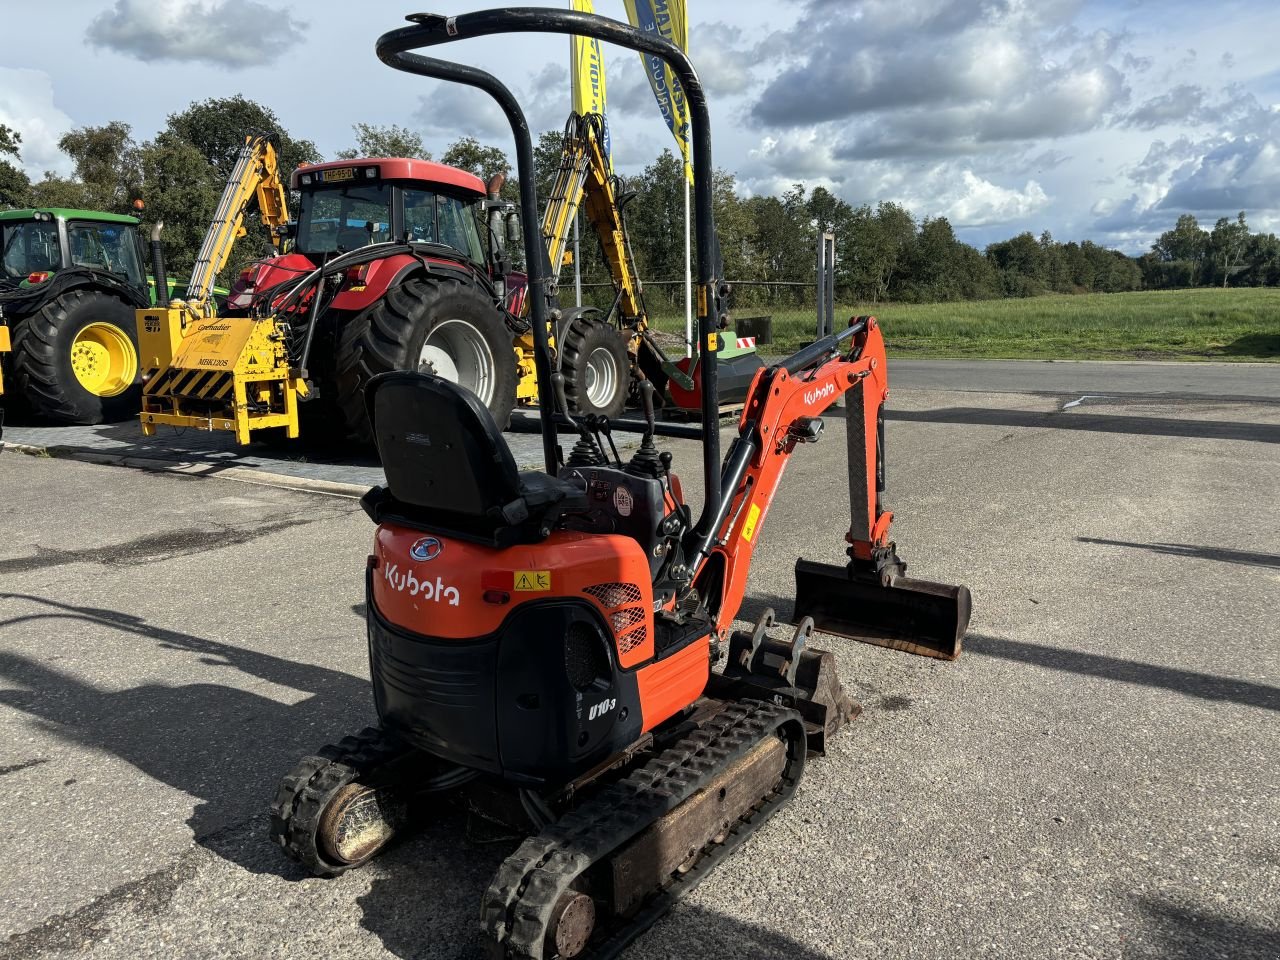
[382,563,460,606]
[409,536,443,561]
[804,383,836,405]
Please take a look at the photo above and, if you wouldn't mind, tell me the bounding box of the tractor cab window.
[297,183,392,254]
[436,194,484,263]
[67,222,144,287]
[1,220,60,278]
[402,189,437,244]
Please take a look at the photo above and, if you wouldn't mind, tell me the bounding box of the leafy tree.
[1238,232,1280,287]
[986,232,1046,296]
[1208,211,1249,287]
[167,95,320,182]
[1152,213,1208,286]
[336,123,431,161]
[136,131,222,278]
[0,124,30,208]
[844,201,915,303]
[441,137,510,182]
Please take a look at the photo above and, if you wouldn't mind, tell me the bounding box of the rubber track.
[269,725,412,877]
[481,699,806,959]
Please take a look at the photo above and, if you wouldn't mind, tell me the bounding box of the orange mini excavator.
[271,10,971,959]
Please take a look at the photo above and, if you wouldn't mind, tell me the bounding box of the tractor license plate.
[322,167,356,183]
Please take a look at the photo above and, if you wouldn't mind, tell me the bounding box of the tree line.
[3,97,1278,303]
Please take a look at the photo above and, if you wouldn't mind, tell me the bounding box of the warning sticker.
[741,504,762,543]
[514,570,552,592]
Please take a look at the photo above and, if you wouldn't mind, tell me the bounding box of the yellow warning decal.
[514,570,552,592]
[741,504,762,543]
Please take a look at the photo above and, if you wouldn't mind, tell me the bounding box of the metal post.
[816,232,835,337]
[825,232,835,336]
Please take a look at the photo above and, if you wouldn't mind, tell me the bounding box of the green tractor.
[0,207,182,425]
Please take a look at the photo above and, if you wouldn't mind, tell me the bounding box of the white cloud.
[86,0,306,69]
[935,171,1050,227]
[0,68,75,177]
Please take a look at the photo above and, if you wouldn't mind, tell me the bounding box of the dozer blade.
[794,558,972,660]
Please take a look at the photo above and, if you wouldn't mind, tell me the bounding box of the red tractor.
[232,157,524,442]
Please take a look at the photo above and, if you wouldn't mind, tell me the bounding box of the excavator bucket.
[794,558,972,660]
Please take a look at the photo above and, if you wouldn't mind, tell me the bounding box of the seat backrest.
[366,371,522,533]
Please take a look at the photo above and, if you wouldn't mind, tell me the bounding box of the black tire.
[561,309,631,419]
[334,276,518,445]
[10,289,142,424]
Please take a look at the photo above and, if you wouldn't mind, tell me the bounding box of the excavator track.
[481,699,807,960]
[270,726,416,877]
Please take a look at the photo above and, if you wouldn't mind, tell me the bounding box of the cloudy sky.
[2,0,1277,252]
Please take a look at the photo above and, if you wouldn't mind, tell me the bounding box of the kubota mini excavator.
[271,10,972,959]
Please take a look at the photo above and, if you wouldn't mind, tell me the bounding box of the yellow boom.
[136,132,303,444]
[184,134,290,312]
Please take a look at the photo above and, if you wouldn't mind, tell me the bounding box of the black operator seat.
[361,371,587,547]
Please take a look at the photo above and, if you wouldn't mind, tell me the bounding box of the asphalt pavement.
[0,364,1277,960]
[889,358,1280,400]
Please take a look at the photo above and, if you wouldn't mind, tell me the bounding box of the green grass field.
[647,288,1280,361]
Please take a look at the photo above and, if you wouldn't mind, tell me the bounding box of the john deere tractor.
[0,207,176,425]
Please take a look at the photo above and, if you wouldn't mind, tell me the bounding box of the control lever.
[625,379,664,478]
[639,379,657,439]
[556,371,606,469]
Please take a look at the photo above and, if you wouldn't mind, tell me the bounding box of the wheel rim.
[417,318,496,406]
[70,322,138,397]
[584,346,618,408]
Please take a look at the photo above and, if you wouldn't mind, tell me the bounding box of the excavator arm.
[693,315,970,659]
[538,113,645,325]
[184,133,290,311]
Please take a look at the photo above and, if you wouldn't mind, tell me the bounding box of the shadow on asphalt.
[1130,895,1280,960]
[964,634,1279,712]
[888,407,1280,443]
[1077,537,1280,569]
[735,594,1279,714]
[357,841,844,960]
[0,597,845,959]
[0,593,373,876]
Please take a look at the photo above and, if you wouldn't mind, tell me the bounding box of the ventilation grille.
[610,606,646,633]
[584,582,642,608]
[618,625,647,655]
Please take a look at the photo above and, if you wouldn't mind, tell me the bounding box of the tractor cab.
[0,209,147,293]
[293,159,489,264]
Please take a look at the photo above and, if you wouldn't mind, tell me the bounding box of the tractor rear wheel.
[9,290,141,424]
[560,308,631,419]
[334,276,517,445]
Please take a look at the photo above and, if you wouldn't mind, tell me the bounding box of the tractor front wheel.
[560,308,631,420]
[9,290,142,424]
[335,276,518,445]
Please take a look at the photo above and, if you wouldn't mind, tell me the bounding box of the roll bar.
[376,7,724,541]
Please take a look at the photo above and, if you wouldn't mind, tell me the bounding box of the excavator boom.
[540,113,644,323]
[184,134,290,308]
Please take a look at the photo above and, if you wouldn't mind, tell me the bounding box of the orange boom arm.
[687,317,891,637]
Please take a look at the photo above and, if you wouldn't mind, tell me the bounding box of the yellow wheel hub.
[70,322,138,397]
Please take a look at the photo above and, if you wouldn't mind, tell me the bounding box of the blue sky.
[2,0,1277,253]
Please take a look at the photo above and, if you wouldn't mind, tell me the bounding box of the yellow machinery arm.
[539,113,644,324]
[136,132,302,444]
[183,133,290,311]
